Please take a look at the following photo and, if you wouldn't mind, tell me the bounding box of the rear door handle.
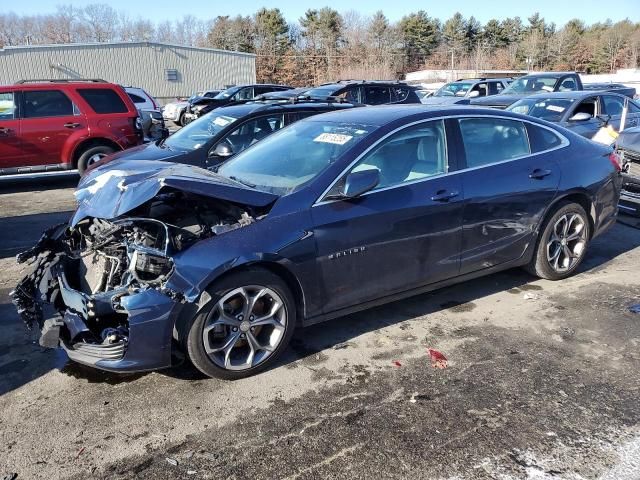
[64,122,80,129]
[529,168,552,180]
[0,127,11,135]
[430,189,459,202]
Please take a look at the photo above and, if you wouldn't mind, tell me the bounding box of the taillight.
[609,151,622,172]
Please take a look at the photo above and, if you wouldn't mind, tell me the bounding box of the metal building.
[0,41,256,104]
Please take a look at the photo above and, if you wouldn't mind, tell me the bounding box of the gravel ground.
[1,175,639,480]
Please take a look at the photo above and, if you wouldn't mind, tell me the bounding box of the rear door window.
[602,95,625,116]
[23,90,75,118]
[335,87,362,103]
[364,86,391,105]
[458,117,530,168]
[77,88,128,114]
[0,92,16,119]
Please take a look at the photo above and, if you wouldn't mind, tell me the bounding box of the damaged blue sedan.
[12,106,622,379]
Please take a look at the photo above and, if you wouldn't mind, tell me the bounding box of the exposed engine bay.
[11,190,264,354]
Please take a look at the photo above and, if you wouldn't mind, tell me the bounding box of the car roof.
[203,100,357,118]
[311,81,413,90]
[304,104,525,126]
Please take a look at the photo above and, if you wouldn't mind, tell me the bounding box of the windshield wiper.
[228,175,256,189]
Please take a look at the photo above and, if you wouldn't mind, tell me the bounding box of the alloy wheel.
[202,286,287,371]
[546,213,587,273]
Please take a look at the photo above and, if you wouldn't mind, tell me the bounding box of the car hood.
[421,96,467,105]
[85,142,191,174]
[617,126,640,153]
[470,94,523,108]
[72,160,279,226]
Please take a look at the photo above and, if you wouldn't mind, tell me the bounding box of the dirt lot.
[1,175,640,480]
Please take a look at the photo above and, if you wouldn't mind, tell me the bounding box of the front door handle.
[0,127,11,135]
[64,122,80,129]
[529,168,552,180]
[431,189,459,202]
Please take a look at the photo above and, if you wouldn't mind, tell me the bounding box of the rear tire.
[525,202,591,280]
[186,268,297,380]
[77,145,115,175]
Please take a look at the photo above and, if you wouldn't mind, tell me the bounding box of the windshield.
[507,97,574,122]
[434,82,473,97]
[213,86,241,100]
[503,76,559,94]
[164,113,238,151]
[217,120,374,195]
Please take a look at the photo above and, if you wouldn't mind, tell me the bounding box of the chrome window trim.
[313,114,570,207]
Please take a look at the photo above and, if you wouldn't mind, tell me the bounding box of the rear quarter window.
[77,88,129,114]
[526,123,564,153]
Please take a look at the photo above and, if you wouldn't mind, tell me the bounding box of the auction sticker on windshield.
[213,116,234,127]
[546,105,565,112]
[314,133,353,145]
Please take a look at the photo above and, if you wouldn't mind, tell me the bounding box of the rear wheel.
[77,145,115,175]
[186,268,296,380]
[525,202,591,280]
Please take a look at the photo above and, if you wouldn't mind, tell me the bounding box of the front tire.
[77,145,115,175]
[177,111,186,127]
[186,268,297,380]
[525,202,591,280]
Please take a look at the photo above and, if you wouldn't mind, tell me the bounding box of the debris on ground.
[392,360,402,367]
[523,293,539,300]
[428,349,448,369]
[75,447,85,459]
[629,304,640,314]
[2,474,18,480]
[187,470,197,475]
[166,458,178,466]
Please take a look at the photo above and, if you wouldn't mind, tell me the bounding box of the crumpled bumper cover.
[10,225,185,373]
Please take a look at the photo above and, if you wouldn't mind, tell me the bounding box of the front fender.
[165,211,317,312]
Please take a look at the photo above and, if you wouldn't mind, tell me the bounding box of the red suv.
[0,79,142,175]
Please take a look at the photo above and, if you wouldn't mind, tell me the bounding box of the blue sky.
[9,0,640,25]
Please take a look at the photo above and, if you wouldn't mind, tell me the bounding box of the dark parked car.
[162,90,220,126]
[615,127,640,216]
[91,99,359,171]
[507,91,640,138]
[471,72,635,109]
[184,84,293,123]
[303,80,422,105]
[421,78,512,105]
[13,106,622,379]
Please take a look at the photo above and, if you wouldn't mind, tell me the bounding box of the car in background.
[507,91,640,138]
[615,127,640,216]
[92,98,360,171]
[471,72,636,109]
[421,78,512,105]
[124,86,169,142]
[303,80,422,105]
[14,105,622,379]
[183,84,293,123]
[0,79,142,175]
[162,90,220,126]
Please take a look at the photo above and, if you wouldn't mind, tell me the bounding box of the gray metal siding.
[0,42,256,103]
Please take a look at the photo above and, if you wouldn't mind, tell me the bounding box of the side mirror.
[341,169,380,198]
[209,142,234,158]
[569,112,592,122]
[468,90,480,98]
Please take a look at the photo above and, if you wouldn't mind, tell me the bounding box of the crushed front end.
[11,182,266,372]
